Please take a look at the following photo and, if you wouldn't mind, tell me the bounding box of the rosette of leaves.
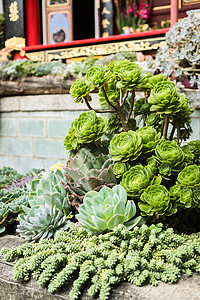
[145,113,163,132]
[64,110,108,153]
[117,62,143,90]
[177,164,200,189]
[139,184,177,217]
[146,156,159,174]
[182,140,200,164]
[70,78,91,102]
[149,81,182,115]
[136,126,161,154]
[147,74,169,88]
[85,64,108,88]
[134,98,151,118]
[0,167,22,190]
[17,203,69,242]
[109,130,143,162]
[16,170,70,241]
[113,162,129,178]
[76,185,143,234]
[155,140,186,172]
[98,81,119,107]
[158,162,172,180]
[64,148,117,206]
[120,164,153,198]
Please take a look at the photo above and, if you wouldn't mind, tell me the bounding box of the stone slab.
[0,235,200,300]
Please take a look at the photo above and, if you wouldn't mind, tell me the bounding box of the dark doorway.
[73,0,95,40]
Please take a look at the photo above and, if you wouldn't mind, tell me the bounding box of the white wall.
[0,0,3,14]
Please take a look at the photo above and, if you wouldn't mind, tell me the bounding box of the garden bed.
[0,235,200,300]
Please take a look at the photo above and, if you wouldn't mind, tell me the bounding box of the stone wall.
[0,93,200,173]
[0,94,100,173]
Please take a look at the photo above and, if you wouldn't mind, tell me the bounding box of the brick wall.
[0,94,100,173]
[0,92,200,173]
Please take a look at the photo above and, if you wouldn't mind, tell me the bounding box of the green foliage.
[0,167,22,189]
[120,164,153,198]
[16,170,70,242]
[70,57,98,78]
[139,184,177,217]
[136,126,161,153]
[64,110,108,153]
[109,131,143,162]
[64,148,117,207]
[77,185,143,234]
[2,223,200,300]
[113,162,129,178]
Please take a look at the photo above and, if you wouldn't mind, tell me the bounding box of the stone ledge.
[0,235,200,300]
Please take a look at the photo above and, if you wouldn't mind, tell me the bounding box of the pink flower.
[140,8,149,19]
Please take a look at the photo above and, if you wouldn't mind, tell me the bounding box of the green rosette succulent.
[120,164,153,198]
[169,185,181,201]
[76,185,143,234]
[117,62,143,90]
[158,162,172,179]
[139,184,177,217]
[182,140,200,163]
[109,130,143,162]
[147,74,168,88]
[177,165,200,188]
[70,78,91,102]
[113,162,129,178]
[64,121,79,152]
[179,187,193,209]
[146,156,159,174]
[17,203,69,241]
[73,110,108,144]
[136,126,161,153]
[85,65,108,87]
[155,140,186,172]
[0,202,8,233]
[149,81,182,115]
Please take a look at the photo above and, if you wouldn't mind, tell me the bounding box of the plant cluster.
[114,0,153,33]
[16,169,71,242]
[151,10,200,103]
[2,223,200,300]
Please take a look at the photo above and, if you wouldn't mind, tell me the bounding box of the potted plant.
[151,10,200,106]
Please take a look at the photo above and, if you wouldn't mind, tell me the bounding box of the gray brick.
[1,112,29,117]
[48,119,71,138]
[6,138,32,156]
[0,138,5,155]
[29,111,60,117]
[0,97,20,112]
[189,118,200,141]
[0,156,15,169]
[15,157,44,174]
[34,139,64,158]
[0,119,16,136]
[17,119,46,137]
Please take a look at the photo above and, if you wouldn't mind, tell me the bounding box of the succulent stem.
[162,114,170,139]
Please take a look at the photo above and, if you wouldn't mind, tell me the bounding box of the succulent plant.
[117,62,143,90]
[16,170,70,241]
[0,202,8,233]
[85,64,108,87]
[113,162,129,178]
[64,148,117,207]
[17,203,69,241]
[109,130,143,162]
[136,126,161,153]
[182,140,200,164]
[148,81,182,115]
[76,185,143,234]
[152,10,200,103]
[64,110,108,153]
[120,164,153,198]
[177,165,200,189]
[155,140,186,172]
[70,78,91,102]
[139,184,177,217]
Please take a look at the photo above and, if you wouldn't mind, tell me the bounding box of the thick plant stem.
[84,97,113,113]
[169,125,176,141]
[162,114,170,139]
[116,106,130,132]
[101,87,129,132]
[177,124,180,145]
[126,90,135,124]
